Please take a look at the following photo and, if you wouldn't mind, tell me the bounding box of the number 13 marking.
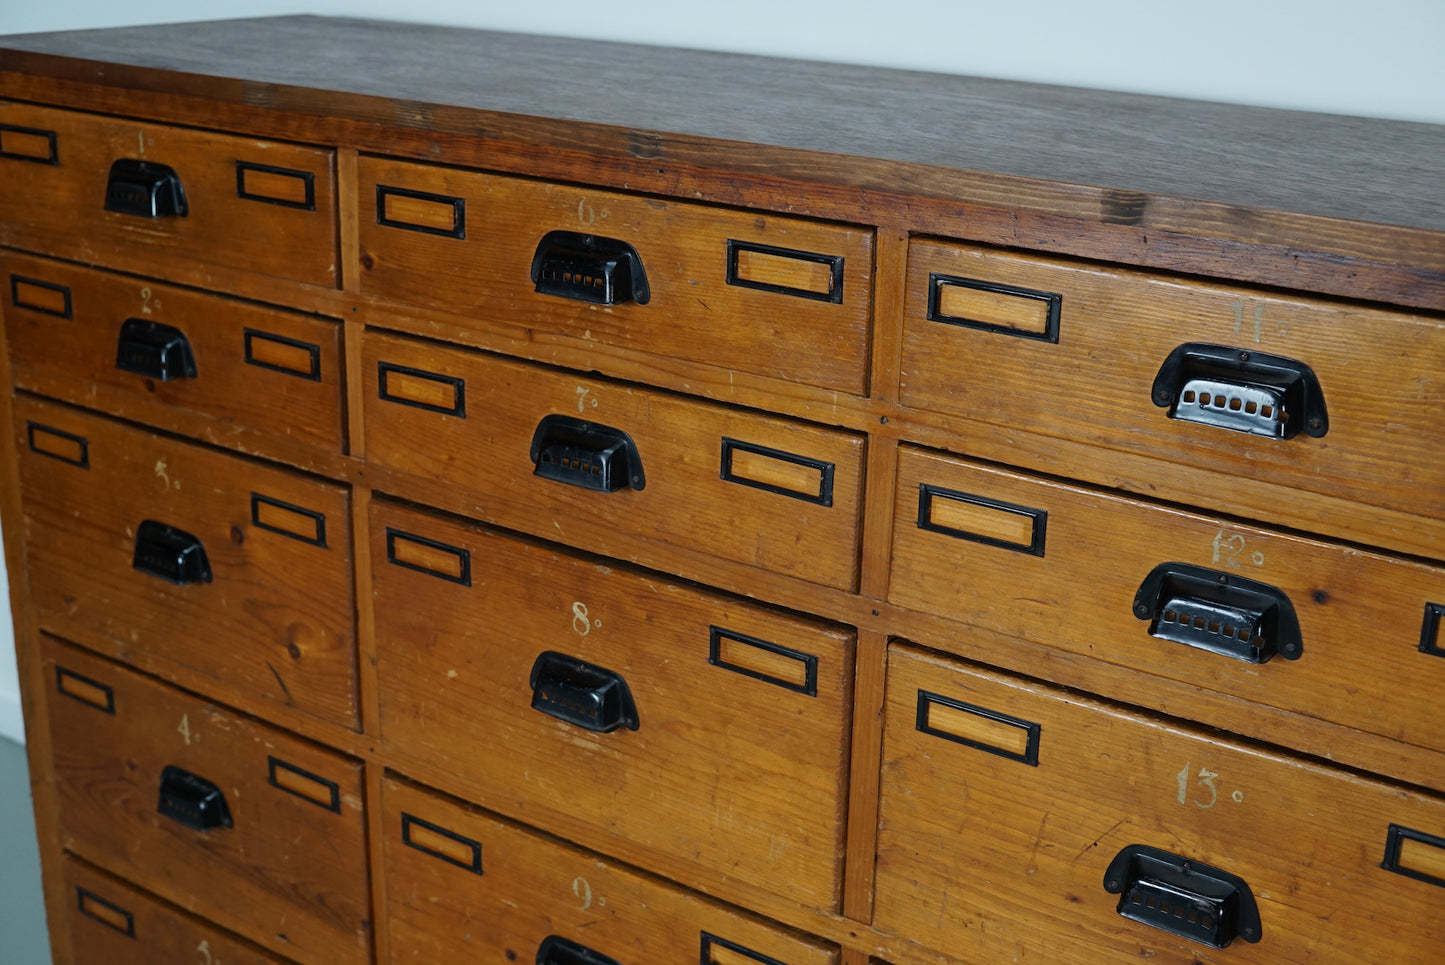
[1176,762,1221,808]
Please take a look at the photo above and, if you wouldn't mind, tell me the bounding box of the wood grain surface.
[875,644,1445,965]
[371,497,854,912]
[44,639,371,965]
[2,17,1443,309]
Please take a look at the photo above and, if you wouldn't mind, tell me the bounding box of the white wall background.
[0,1,1440,741]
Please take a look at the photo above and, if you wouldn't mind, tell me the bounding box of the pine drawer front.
[357,155,873,394]
[4,252,345,456]
[64,856,290,965]
[0,102,337,289]
[874,643,1445,965]
[16,396,358,727]
[371,498,854,909]
[889,445,1445,760]
[900,240,1445,549]
[362,331,865,590]
[382,775,839,965]
[45,639,371,965]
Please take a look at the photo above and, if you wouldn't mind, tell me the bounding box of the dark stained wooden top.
[2,15,1443,308]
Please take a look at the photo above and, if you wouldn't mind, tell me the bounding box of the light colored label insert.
[714,635,811,689]
[729,447,822,498]
[926,699,1032,758]
[734,247,835,296]
[926,492,1036,547]
[937,282,1050,336]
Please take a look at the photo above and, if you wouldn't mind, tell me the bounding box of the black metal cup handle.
[116,318,197,381]
[536,935,622,965]
[157,765,232,832]
[529,651,639,733]
[1151,342,1327,439]
[530,230,649,306]
[1133,562,1302,664]
[105,158,188,218]
[133,520,213,586]
[529,414,645,493]
[1103,844,1261,948]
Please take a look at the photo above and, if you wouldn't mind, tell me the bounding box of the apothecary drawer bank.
[1,15,1441,965]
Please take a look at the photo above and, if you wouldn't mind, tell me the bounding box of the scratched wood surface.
[361,329,867,593]
[899,240,1445,558]
[2,17,1443,309]
[382,774,840,965]
[357,155,874,395]
[889,445,1445,768]
[370,497,854,912]
[15,395,358,728]
[2,16,1444,965]
[0,100,338,292]
[63,856,291,965]
[3,252,347,461]
[44,639,371,965]
[874,643,1445,965]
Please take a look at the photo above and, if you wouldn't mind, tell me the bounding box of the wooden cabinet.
[1,15,1442,965]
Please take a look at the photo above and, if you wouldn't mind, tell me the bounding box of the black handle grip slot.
[1151,343,1327,439]
[536,935,622,965]
[115,318,197,381]
[1133,562,1302,664]
[530,230,649,306]
[1104,844,1261,948]
[104,159,188,218]
[133,520,213,585]
[157,765,232,832]
[529,651,639,733]
[530,414,645,492]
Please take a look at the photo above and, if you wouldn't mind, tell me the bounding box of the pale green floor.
[0,738,50,964]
